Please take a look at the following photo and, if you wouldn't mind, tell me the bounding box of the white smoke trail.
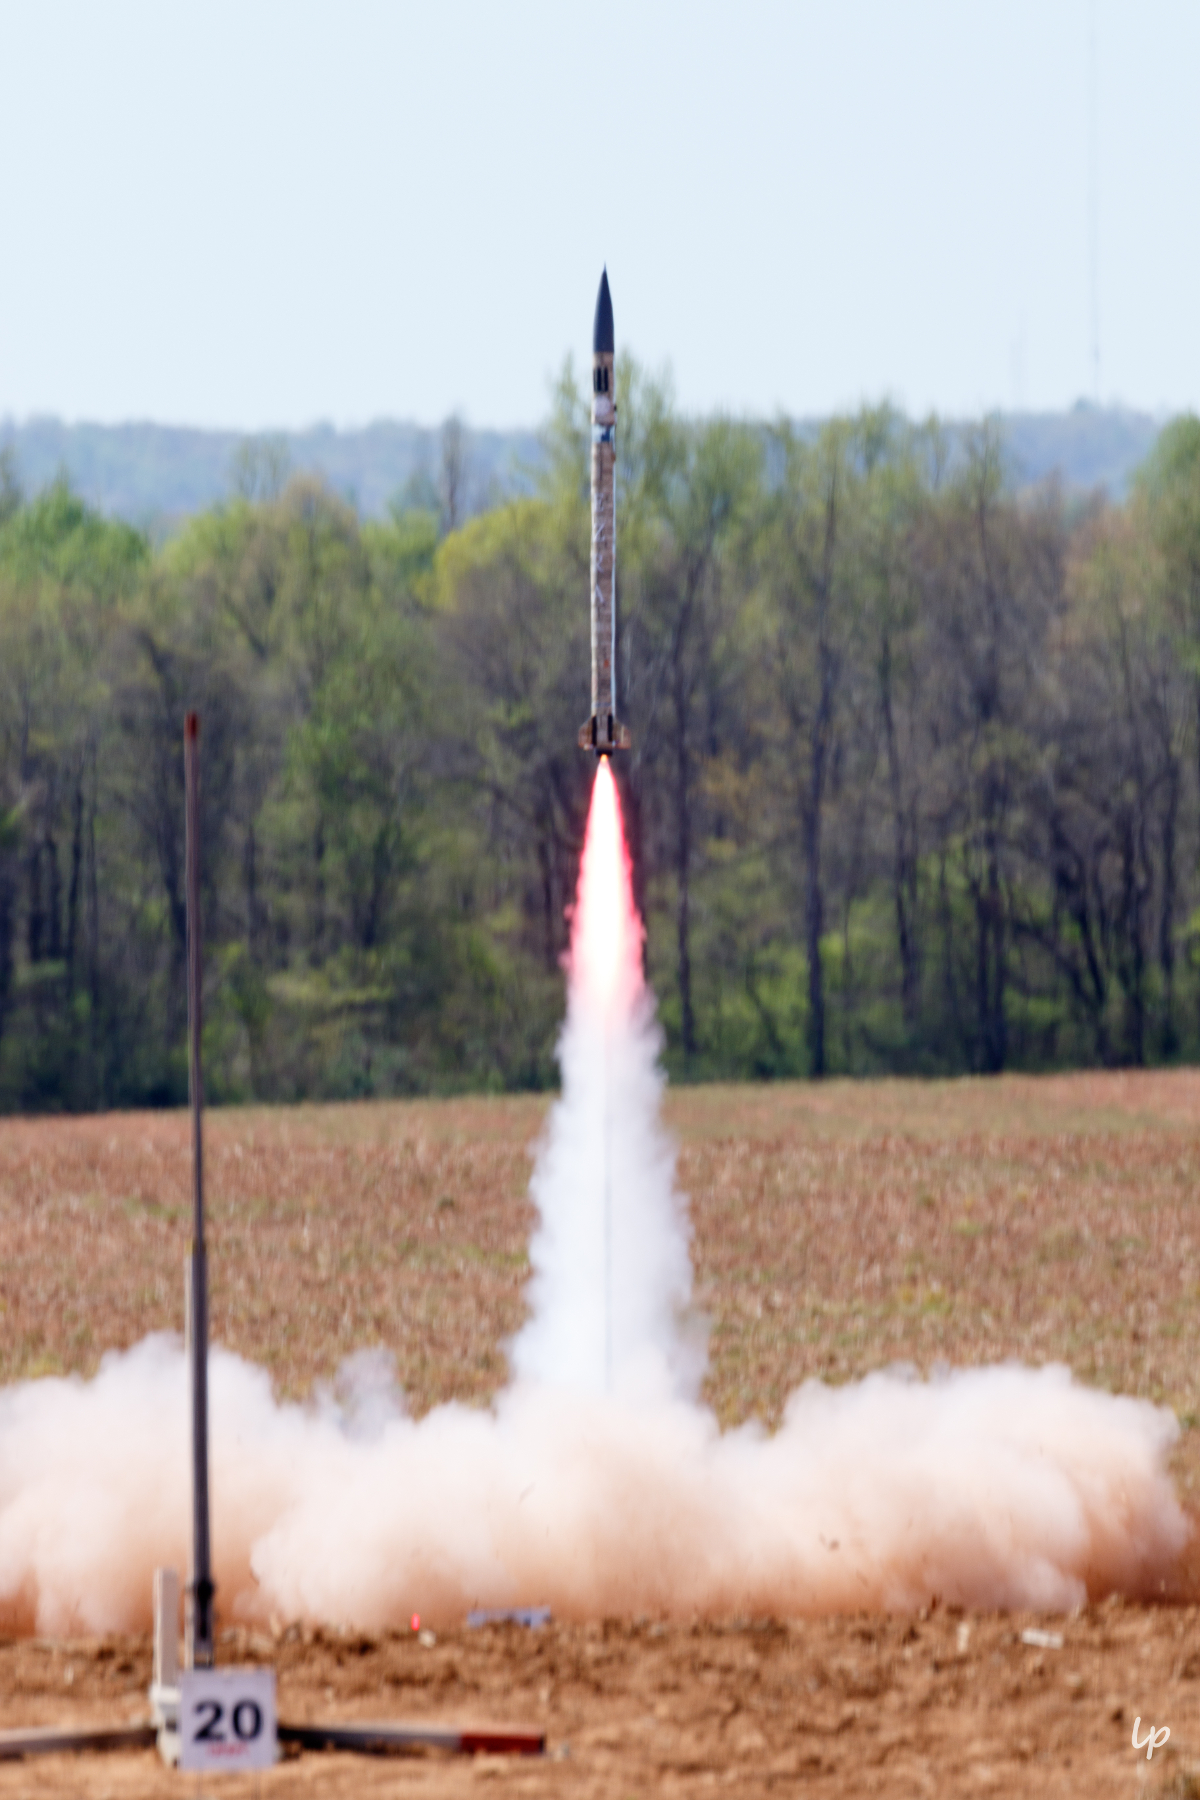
[508,761,697,1400]
[0,761,1190,1634]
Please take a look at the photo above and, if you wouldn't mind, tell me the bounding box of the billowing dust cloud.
[0,762,1189,1635]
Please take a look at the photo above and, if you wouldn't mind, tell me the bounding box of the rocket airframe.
[579,268,630,757]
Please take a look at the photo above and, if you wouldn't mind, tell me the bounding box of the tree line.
[1,371,1199,1111]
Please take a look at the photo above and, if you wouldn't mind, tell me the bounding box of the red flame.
[572,759,642,1017]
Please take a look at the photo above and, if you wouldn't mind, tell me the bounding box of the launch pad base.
[0,1723,157,1760]
[0,1716,544,1765]
[280,1719,546,1757]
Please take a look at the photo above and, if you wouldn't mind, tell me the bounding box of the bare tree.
[440,416,468,535]
[915,433,1063,1072]
[760,422,857,1077]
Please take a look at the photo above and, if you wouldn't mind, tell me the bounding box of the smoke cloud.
[0,761,1189,1634]
[0,1337,1186,1636]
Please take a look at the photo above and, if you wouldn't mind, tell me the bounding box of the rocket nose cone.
[593,267,614,356]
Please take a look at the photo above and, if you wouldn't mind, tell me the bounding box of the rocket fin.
[578,713,631,755]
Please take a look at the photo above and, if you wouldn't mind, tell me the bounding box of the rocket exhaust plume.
[509,758,695,1400]
[0,767,1190,1634]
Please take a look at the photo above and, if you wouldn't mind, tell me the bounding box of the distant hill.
[0,416,543,532]
[989,403,1164,498]
[0,404,1168,531]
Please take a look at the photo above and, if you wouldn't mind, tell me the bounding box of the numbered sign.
[180,1667,277,1773]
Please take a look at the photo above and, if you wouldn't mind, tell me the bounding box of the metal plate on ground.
[180,1667,276,1773]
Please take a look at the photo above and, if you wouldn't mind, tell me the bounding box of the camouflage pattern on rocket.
[579,268,629,755]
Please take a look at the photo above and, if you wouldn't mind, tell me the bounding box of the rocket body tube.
[579,269,629,756]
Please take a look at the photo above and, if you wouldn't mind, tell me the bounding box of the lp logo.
[1132,1717,1170,1761]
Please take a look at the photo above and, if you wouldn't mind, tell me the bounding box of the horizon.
[0,398,1168,527]
[0,395,1181,440]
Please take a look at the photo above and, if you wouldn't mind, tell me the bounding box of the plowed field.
[4,1069,1200,1794]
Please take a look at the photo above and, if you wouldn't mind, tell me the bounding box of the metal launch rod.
[184,712,215,1669]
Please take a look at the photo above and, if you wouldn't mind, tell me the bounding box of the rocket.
[579,268,630,756]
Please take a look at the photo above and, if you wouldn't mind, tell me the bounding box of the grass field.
[3,1069,1200,1794]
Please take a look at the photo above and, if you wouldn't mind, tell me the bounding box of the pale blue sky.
[1,0,1196,430]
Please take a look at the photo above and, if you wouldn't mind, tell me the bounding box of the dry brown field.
[5,1068,1200,1794]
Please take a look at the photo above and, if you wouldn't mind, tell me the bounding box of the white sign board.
[180,1667,277,1774]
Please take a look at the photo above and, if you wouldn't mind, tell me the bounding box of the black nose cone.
[593,267,614,356]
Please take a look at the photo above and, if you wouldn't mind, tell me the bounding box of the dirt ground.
[5,1069,1200,1792]
[3,1606,1200,1797]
